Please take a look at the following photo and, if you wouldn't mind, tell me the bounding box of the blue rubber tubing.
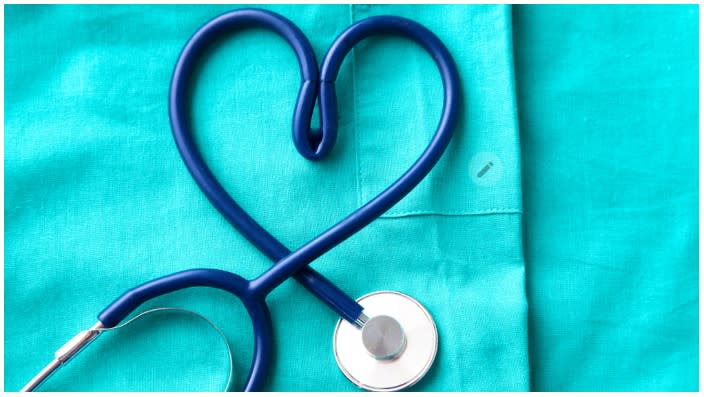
[168,8,365,325]
[99,8,460,392]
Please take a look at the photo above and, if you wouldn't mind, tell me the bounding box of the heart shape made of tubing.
[19,9,461,394]
[168,8,460,322]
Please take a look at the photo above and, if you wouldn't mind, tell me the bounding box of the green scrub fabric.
[4,4,697,392]
[513,5,699,391]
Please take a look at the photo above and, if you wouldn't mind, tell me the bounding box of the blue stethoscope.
[22,8,460,392]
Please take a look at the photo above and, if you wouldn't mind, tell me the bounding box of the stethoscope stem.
[21,321,103,392]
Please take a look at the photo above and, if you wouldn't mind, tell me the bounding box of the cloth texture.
[4,4,697,392]
[513,5,699,391]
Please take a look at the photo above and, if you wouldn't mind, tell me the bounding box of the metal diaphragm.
[333,291,438,391]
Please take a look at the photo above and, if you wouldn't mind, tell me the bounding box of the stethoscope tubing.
[96,8,460,392]
[167,9,365,325]
[166,7,460,321]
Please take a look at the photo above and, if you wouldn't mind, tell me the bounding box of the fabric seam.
[380,208,523,219]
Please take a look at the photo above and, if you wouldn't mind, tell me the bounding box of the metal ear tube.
[21,322,103,392]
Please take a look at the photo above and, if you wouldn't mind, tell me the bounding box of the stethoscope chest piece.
[333,291,438,391]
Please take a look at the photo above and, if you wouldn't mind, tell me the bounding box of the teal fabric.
[4,4,698,392]
[513,5,699,391]
[5,4,528,391]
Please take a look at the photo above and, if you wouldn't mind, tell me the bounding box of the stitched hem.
[379,208,523,219]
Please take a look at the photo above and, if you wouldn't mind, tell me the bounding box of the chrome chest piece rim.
[333,291,438,391]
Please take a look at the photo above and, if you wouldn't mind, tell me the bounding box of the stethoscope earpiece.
[333,291,438,391]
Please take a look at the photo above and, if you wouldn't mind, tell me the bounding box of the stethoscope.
[22,8,460,392]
